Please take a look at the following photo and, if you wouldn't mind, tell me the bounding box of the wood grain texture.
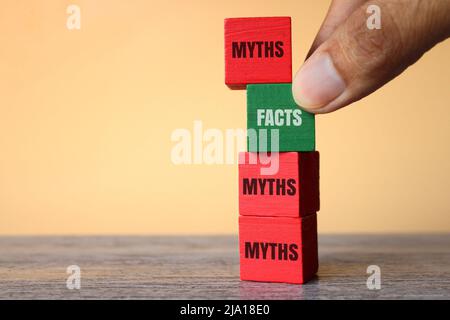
[0,235,449,299]
[239,152,319,217]
[224,17,292,89]
[239,215,318,284]
[247,84,315,152]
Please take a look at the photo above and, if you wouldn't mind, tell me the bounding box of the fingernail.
[292,52,346,109]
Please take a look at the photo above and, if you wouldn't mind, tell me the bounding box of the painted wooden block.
[239,214,318,284]
[247,83,315,152]
[224,17,292,89]
[239,151,319,217]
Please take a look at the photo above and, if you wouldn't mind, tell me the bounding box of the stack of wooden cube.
[225,17,320,284]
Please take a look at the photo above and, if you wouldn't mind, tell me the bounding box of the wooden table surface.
[0,235,449,300]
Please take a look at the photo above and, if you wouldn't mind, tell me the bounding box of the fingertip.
[292,52,346,113]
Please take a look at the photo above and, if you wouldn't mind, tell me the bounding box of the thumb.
[292,0,450,114]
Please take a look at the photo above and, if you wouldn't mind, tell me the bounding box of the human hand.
[292,0,450,114]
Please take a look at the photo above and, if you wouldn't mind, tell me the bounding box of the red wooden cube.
[239,152,319,218]
[224,17,292,89]
[239,214,318,284]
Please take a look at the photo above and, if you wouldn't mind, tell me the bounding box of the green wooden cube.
[247,83,315,152]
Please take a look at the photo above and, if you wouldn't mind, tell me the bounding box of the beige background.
[0,0,449,235]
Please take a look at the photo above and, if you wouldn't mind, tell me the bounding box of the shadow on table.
[238,276,320,300]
